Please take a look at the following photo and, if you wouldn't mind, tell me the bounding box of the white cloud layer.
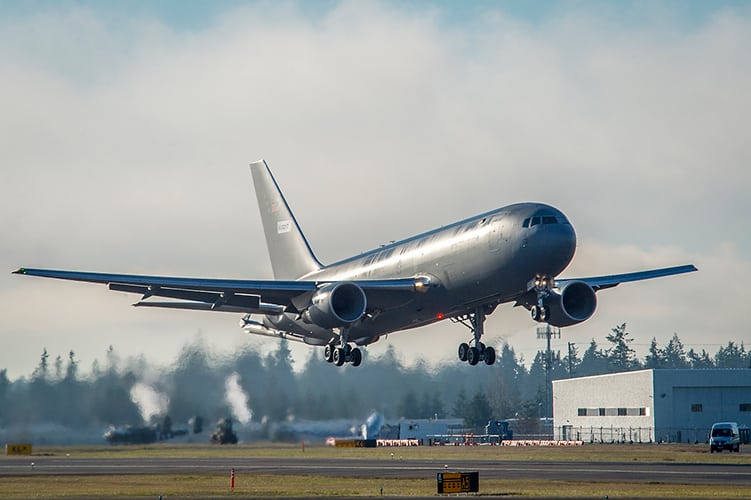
[2,2,750,378]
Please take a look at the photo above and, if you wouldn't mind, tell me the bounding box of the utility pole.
[567,342,576,378]
[536,324,561,419]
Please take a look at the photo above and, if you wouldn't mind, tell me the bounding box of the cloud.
[1,2,750,378]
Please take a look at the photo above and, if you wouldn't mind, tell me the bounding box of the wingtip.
[12,268,26,275]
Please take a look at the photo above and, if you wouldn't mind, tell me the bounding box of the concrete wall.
[553,369,751,443]
[553,370,654,442]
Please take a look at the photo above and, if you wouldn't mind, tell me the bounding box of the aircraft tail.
[250,160,323,279]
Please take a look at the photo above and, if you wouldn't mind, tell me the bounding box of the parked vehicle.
[709,422,740,453]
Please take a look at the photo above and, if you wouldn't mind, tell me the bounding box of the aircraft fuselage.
[263,202,576,344]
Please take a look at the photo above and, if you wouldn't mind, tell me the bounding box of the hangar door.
[673,386,751,428]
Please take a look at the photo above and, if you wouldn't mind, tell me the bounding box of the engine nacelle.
[543,281,597,328]
[303,282,367,329]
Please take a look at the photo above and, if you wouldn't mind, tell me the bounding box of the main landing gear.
[323,328,362,367]
[453,305,496,366]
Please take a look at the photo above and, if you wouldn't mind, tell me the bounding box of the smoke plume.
[224,372,252,424]
[129,383,169,423]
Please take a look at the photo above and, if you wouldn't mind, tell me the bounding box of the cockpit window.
[525,214,571,228]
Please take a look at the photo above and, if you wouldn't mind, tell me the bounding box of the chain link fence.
[554,425,716,444]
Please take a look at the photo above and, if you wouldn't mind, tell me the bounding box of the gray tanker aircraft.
[15,160,696,367]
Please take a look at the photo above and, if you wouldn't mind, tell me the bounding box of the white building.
[553,369,751,443]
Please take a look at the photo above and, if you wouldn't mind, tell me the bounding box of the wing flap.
[132,301,284,314]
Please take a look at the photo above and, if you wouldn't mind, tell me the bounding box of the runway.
[2,456,751,485]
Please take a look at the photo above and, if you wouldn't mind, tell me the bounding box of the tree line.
[0,324,749,438]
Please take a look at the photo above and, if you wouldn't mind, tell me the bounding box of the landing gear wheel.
[484,346,496,365]
[531,305,550,322]
[467,347,480,366]
[458,343,470,362]
[351,348,362,367]
[324,344,334,363]
[333,347,345,367]
[531,305,541,322]
[540,306,549,322]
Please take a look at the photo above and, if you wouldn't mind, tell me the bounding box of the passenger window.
[522,218,530,228]
[543,216,557,225]
[530,216,541,226]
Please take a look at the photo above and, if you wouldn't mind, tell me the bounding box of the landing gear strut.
[323,328,362,367]
[453,305,496,366]
[530,275,552,323]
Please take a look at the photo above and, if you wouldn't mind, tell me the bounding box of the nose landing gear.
[530,274,553,323]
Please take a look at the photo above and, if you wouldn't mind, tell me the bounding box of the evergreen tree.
[452,387,468,419]
[487,343,523,419]
[65,350,77,380]
[715,341,747,368]
[605,323,638,371]
[464,390,493,429]
[687,348,714,369]
[578,339,609,376]
[663,334,688,368]
[644,337,665,368]
[562,342,581,378]
[32,348,49,381]
[398,390,421,418]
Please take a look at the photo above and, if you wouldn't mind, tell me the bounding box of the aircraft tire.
[477,342,486,353]
[467,347,479,366]
[540,306,550,322]
[351,348,362,367]
[484,346,496,365]
[324,344,334,363]
[333,347,345,367]
[458,343,470,362]
[531,306,541,321]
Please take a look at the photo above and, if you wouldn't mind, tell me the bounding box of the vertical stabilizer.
[250,160,323,279]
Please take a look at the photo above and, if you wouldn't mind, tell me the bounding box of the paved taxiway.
[2,456,751,485]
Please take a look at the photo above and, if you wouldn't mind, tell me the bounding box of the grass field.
[1,443,749,498]
[2,474,751,499]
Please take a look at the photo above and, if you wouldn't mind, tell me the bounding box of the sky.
[2,0,750,380]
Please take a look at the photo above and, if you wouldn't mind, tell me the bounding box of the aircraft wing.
[12,268,427,314]
[555,264,698,291]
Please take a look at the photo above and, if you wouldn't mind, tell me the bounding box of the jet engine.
[302,282,367,329]
[543,281,597,327]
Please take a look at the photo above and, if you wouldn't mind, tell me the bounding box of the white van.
[709,422,740,453]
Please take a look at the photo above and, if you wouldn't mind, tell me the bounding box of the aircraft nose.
[530,216,576,275]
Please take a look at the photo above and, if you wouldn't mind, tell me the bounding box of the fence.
[554,426,714,444]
